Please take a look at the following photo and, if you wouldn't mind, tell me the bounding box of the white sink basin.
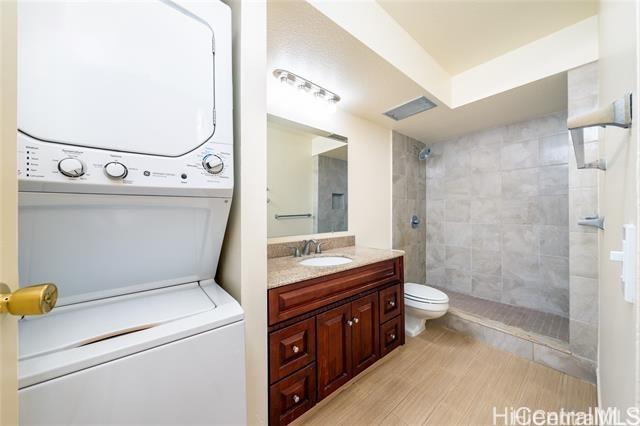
[298,256,353,267]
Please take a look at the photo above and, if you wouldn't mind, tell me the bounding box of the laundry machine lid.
[404,283,449,303]
[18,0,215,157]
[19,283,215,361]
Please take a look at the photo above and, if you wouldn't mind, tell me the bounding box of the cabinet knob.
[346,320,353,326]
[353,317,359,324]
[292,394,301,404]
[388,300,396,307]
[292,345,300,353]
[389,333,396,341]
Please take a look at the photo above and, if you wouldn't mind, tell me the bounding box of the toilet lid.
[405,283,449,303]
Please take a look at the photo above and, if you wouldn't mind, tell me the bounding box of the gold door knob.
[0,283,58,316]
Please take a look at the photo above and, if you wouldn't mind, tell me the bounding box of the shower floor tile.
[435,288,570,343]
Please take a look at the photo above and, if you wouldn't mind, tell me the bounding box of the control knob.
[202,154,224,174]
[58,157,85,178]
[104,162,128,179]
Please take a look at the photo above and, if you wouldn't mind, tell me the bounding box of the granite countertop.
[267,246,404,289]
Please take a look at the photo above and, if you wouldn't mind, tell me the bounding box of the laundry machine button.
[104,162,128,179]
[202,154,224,174]
[58,157,85,178]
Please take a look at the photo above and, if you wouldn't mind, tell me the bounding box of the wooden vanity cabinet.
[268,257,404,425]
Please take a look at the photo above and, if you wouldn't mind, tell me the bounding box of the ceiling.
[377,0,598,74]
[268,0,569,143]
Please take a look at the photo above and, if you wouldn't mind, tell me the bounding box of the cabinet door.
[316,303,352,400]
[351,293,379,376]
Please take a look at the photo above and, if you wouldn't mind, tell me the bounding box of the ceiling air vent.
[383,96,437,121]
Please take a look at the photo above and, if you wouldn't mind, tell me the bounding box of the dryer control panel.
[17,134,233,197]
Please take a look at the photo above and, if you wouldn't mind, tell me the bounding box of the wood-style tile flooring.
[293,326,596,425]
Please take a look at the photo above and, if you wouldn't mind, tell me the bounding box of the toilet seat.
[404,283,449,304]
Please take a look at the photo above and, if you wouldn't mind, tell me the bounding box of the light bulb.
[327,98,337,114]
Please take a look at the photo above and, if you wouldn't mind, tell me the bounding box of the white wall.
[268,77,393,249]
[597,0,639,415]
[267,123,315,237]
[217,0,268,424]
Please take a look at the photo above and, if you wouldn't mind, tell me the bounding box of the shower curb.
[432,310,597,384]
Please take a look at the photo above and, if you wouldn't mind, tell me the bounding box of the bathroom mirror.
[267,115,348,238]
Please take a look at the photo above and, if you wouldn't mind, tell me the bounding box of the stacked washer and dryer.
[16,1,246,424]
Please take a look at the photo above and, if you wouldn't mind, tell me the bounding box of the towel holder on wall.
[567,93,632,171]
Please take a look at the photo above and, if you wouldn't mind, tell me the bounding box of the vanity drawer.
[380,316,402,357]
[269,364,316,426]
[268,258,401,325]
[379,283,402,323]
[269,318,316,384]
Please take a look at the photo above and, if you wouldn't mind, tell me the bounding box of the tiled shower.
[392,62,599,377]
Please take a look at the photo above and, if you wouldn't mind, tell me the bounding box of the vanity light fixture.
[273,69,340,113]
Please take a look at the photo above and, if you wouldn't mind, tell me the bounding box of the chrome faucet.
[302,239,318,256]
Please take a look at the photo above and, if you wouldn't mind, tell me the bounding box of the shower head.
[418,147,431,161]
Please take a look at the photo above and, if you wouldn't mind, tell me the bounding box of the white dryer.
[16,1,245,424]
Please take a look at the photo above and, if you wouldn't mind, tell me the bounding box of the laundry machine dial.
[202,154,224,174]
[104,162,128,179]
[58,157,85,178]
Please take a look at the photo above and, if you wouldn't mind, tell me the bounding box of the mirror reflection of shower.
[418,147,431,161]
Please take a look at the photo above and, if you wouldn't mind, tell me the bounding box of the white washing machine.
[16,1,245,424]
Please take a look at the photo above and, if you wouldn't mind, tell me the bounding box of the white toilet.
[404,283,449,337]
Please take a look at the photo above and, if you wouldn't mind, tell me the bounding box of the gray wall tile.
[444,175,471,196]
[569,188,598,233]
[538,195,569,226]
[471,172,502,197]
[502,225,539,255]
[472,249,502,275]
[539,165,569,195]
[392,131,427,285]
[471,141,502,173]
[503,253,540,282]
[501,198,539,225]
[445,246,471,271]
[570,276,598,326]
[419,112,570,317]
[445,268,472,293]
[471,224,501,251]
[471,198,502,224]
[570,319,597,361]
[502,169,539,197]
[471,273,503,300]
[539,226,569,257]
[444,222,472,248]
[426,177,445,200]
[501,139,539,170]
[426,199,444,223]
[539,133,569,166]
[445,198,471,222]
[426,221,444,246]
[569,232,598,279]
[427,244,445,271]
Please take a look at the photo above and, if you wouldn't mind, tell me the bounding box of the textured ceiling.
[268,0,425,128]
[377,0,597,74]
[268,0,568,143]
